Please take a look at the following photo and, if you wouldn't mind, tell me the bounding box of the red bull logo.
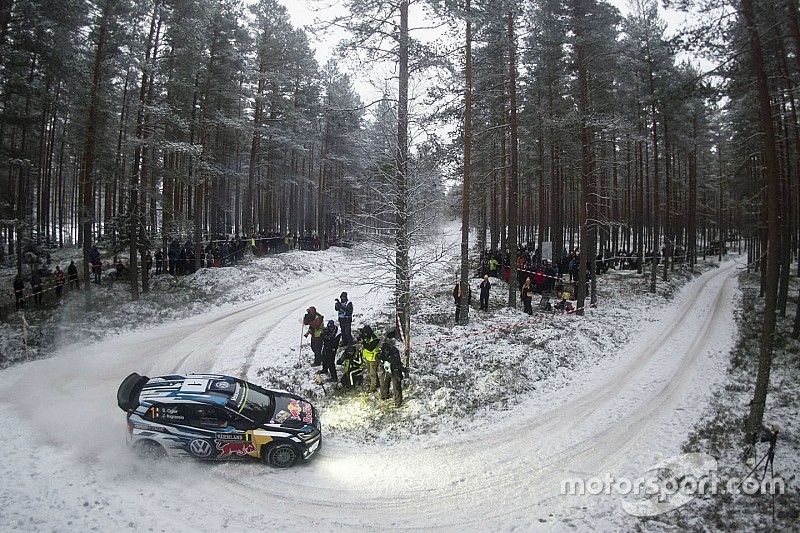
[287,400,302,419]
[216,441,256,458]
[302,401,313,424]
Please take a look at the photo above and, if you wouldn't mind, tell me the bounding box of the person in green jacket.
[358,324,381,393]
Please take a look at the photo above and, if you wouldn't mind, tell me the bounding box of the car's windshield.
[229,381,273,424]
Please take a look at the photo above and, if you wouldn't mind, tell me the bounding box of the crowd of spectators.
[4,230,342,313]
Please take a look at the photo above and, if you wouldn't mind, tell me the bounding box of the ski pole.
[299,323,305,366]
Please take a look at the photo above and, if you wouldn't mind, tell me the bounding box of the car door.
[188,405,256,460]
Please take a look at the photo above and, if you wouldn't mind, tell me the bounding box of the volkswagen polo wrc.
[117,373,321,468]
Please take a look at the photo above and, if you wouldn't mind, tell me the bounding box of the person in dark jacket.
[520,276,533,315]
[155,249,164,275]
[13,276,25,309]
[479,275,491,311]
[335,292,354,345]
[377,340,407,407]
[303,306,325,366]
[67,260,79,289]
[31,271,43,305]
[319,320,340,381]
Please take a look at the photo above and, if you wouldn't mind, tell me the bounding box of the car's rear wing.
[117,372,150,412]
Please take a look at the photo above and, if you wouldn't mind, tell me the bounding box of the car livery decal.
[284,399,314,423]
[250,430,274,459]
[152,406,185,421]
[228,382,246,412]
[216,441,256,458]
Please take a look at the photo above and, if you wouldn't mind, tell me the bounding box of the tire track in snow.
[0,260,742,532]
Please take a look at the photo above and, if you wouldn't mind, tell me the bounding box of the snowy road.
[0,260,740,532]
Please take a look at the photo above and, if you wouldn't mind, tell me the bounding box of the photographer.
[319,320,340,381]
[336,345,363,389]
[377,339,407,407]
[334,292,354,345]
[303,306,325,367]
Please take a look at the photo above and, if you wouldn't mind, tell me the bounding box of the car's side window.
[144,403,188,423]
[189,406,229,429]
[226,412,254,431]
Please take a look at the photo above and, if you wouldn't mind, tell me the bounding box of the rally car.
[117,373,321,468]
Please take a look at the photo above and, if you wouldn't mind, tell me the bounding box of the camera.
[760,424,780,446]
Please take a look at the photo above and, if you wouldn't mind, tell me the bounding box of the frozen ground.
[0,223,791,531]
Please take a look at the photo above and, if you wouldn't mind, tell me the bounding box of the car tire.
[133,439,167,459]
[264,442,298,469]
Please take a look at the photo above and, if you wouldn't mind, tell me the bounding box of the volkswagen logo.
[189,439,213,458]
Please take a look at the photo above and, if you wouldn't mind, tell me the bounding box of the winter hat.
[326,320,336,329]
[307,306,316,314]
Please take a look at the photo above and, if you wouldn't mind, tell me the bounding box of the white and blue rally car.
[117,373,321,468]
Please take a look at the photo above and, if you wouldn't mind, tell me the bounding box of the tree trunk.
[741,0,782,444]
[574,0,591,314]
[396,1,412,368]
[458,0,473,326]
[506,11,519,309]
[82,0,114,298]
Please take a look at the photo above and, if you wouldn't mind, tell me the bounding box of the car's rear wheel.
[133,439,167,459]
[264,442,298,469]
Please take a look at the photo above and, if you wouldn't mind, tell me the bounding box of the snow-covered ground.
[0,223,791,531]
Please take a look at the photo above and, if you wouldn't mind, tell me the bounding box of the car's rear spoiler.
[117,372,150,412]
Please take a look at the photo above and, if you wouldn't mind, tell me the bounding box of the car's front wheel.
[264,442,298,469]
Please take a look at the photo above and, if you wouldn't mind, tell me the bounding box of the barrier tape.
[515,267,592,285]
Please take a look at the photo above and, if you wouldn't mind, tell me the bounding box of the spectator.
[533,268,545,294]
[91,258,102,284]
[178,247,187,275]
[319,320,340,382]
[54,265,65,297]
[13,276,24,310]
[31,271,43,306]
[155,249,164,275]
[377,339,407,407]
[89,245,100,265]
[109,259,127,281]
[521,276,533,315]
[488,255,500,278]
[479,275,491,311]
[337,345,363,389]
[358,324,381,393]
[335,292,354,345]
[67,260,79,290]
[303,306,325,367]
[221,242,230,266]
[90,246,102,284]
